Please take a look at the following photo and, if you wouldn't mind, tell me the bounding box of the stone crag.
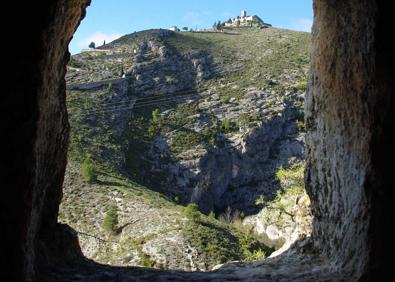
[62,27,309,270]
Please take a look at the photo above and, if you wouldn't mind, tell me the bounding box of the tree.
[152,108,160,123]
[81,156,97,183]
[182,27,188,31]
[102,205,119,234]
[221,118,231,132]
[103,40,106,46]
[88,41,96,49]
[183,203,201,222]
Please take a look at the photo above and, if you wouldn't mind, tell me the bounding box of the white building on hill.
[224,10,270,28]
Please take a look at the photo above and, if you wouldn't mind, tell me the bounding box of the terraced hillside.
[60,27,311,270]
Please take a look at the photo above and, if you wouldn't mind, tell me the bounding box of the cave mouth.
[4,0,394,281]
[60,1,312,272]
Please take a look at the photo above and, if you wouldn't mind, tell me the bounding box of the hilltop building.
[224,10,271,28]
[170,26,180,32]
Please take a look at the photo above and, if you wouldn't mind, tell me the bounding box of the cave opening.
[59,0,313,272]
[3,0,394,281]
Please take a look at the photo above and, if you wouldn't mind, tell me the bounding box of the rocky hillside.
[60,27,311,270]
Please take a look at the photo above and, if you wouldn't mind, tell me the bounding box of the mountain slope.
[60,27,311,270]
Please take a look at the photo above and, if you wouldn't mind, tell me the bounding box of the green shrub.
[275,163,305,191]
[239,113,251,128]
[183,203,201,222]
[255,194,266,207]
[208,211,216,220]
[222,118,231,132]
[81,157,97,183]
[102,205,119,234]
[238,234,266,261]
[139,253,156,267]
[220,118,239,133]
[151,109,160,123]
[171,130,202,153]
[296,120,305,132]
[293,79,307,91]
[68,57,81,68]
[202,127,218,146]
[182,220,240,265]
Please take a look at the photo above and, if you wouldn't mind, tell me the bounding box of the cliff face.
[305,0,395,278]
[66,28,309,214]
[61,27,310,270]
[1,0,91,281]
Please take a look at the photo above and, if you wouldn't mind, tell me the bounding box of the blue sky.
[70,0,313,54]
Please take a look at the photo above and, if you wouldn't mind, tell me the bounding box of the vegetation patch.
[81,156,97,183]
[102,205,119,235]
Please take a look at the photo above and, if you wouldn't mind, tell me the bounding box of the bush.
[220,118,239,133]
[81,157,97,183]
[139,253,156,267]
[238,234,266,261]
[296,120,305,132]
[171,130,202,152]
[183,203,201,222]
[239,113,251,128]
[222,118,231,132]
[68,57,81,68]
[182,220,241,265]
[293,79,307,91]
[102,205,119,234]
[151,109,160,123]
[276,163,305,191]
[255,194,266,207]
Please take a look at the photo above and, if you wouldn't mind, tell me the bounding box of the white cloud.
[77,32,122,49]
[290,18,313,32]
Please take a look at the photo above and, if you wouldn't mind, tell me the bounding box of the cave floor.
[39,248,345,282]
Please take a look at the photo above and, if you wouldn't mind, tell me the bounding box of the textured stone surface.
[305,0,394,279]
[2,0,91,281]
[2,0,394,281]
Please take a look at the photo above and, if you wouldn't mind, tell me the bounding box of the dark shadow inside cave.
[3,0,394,281]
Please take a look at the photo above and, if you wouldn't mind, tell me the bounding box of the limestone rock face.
[2,0,91,281]
[4,0,394,280]
[65,28,309,219]
[244,164,312,256]
[305,0,395,279]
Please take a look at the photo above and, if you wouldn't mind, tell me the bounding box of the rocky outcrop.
[306,0,395,279]
[244,164,312,256]
[189,99,305,215]
[2,0,91,281]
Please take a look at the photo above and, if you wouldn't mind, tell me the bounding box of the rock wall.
[2,0,394,280]
[306,0,394,279]
[2,0,91,281]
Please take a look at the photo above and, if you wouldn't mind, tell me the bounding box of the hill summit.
[62,27,311,270]
[223,10,271,28]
